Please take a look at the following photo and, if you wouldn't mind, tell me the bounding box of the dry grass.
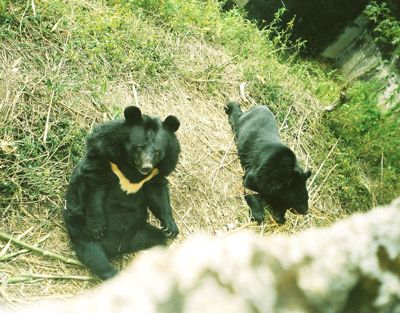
[0,0,346,307]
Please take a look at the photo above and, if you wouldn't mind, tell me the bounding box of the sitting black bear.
[64,106,180,280]
[225,101,311,224]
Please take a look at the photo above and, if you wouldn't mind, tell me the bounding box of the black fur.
[225,101,311,224]
[64,106,180,280]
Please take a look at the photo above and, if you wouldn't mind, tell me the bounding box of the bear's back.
[237,106,281,150]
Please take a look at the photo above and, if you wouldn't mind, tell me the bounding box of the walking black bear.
[64,106,180,279]
[225,101,311,224]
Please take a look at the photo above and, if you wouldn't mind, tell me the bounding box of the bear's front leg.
[87,212,106,239]
[145,177,179,238]
[243,170,258,192]
[83,181,106,239]
[269,207,287,225]
[244,194,265,224]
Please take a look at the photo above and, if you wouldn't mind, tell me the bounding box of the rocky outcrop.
[225,1,399,110]
[322,15,400,111]
[4,199,400,313]
[225,0,369,53]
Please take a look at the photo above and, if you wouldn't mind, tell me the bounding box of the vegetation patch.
[364,1,400,57]
[325,80,400,210]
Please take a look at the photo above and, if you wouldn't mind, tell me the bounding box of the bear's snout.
[134,151,154,175]
[139,164,153,175]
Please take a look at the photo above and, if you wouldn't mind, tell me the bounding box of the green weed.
[365,1,400,56]
[326,80,400,210]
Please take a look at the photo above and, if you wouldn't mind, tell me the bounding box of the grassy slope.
[0,0,398,303]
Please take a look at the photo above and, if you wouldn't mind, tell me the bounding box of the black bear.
[225,101,311,224]
[64,106,180,280]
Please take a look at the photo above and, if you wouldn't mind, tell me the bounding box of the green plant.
[364,1,400,55]
[326,80,400,210]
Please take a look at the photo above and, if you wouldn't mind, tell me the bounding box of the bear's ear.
[163,115,180,132]
[124,106,142,124]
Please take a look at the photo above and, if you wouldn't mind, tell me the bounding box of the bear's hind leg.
[123,224,167,254]
[73,241,117,280]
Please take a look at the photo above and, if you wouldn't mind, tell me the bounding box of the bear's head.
[123,106,180,176]
[85,106,180,177]
[243,144,311,214]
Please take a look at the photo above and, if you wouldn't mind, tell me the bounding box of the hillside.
[0,0,398,304]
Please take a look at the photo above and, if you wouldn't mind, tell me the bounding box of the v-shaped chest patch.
[109,162,159,194]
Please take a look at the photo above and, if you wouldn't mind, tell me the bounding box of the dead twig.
[31,0,36,16]
[6,274,95,284]
[279,106,292,131]
[308,140,338,189]
[210,142,233,188]
[310,163,339,203]
[239,82,248,103]
[0,232,83,267]
[128,73,140,107]
[239,82,257,106]
[172,207,193,235]
[0,287,12,304]
[42,90,55,143]
[216,55,238,69]
[0,249,29,262]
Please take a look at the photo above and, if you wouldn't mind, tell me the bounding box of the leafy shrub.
[326,80,400,210]
[364,1,400,56]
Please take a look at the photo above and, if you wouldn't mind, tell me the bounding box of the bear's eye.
[154,150,161,157]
